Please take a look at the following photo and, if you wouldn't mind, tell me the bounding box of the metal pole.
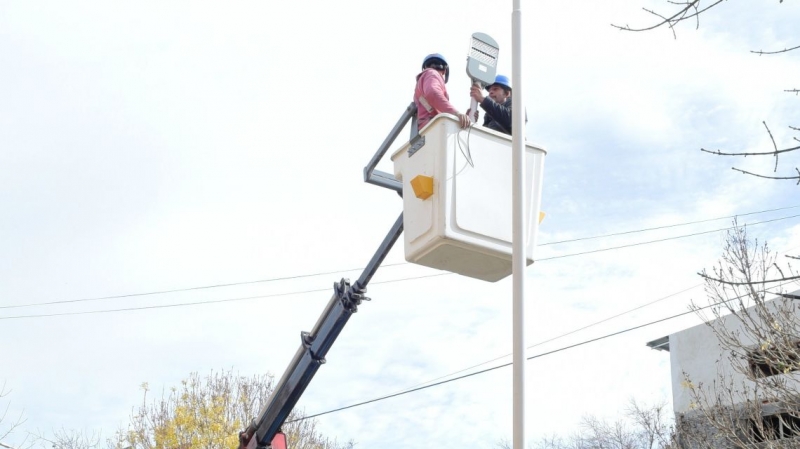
[511,2,526,449]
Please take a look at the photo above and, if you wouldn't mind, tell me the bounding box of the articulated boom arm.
[238,104,416,449]
[238,214,404,449]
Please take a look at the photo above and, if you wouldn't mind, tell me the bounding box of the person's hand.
[470,108,479,122]
[469,85,484,103]
[456,112,470,129]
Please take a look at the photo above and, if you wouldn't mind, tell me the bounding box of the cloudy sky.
[1,1,799,448]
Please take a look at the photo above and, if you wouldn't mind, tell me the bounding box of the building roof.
[645,335,670,352]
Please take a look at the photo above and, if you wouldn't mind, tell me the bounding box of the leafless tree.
[614,2,799,184]
[495,400,677,449]
[38,429,101,449]
[675,223,800,448]
[0,382,30,449]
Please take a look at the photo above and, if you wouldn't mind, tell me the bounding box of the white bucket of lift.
[391,113,546,282]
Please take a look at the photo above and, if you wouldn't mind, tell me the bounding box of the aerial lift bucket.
[391,114,546,282]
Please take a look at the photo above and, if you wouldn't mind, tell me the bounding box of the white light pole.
[511,2,526,449]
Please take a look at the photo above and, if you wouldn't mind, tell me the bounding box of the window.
[748,341,800,378]
[750,413,800,442]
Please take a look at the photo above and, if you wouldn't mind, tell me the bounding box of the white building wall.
[668,295,800,414]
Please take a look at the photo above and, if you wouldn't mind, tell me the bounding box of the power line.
[4,206,796,312]
[292,304,701,422]
[0,273,450,321]
[0,262,407,311]
[351,242,800,401]
[538,204,800,246]
[292,285,794,422]
[3,213,798,319]
[388,283,704,394]
[538,213,800,261]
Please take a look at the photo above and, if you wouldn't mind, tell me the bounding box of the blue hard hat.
[421,53,450,83]
[486,74,511,91]
[422,53,448,68]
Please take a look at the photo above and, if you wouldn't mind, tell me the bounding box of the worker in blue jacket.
[469,74,518,135]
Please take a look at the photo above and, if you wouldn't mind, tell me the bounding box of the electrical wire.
[291,305,701,422]
[538,204,800,246]
[448,124,477,182]
[0,273,451,321]
[538,213,800,261]
[0,262,409,310]
[290,283,796,422]
[3,213,798,317]
[456,123,475,168]
[366,243,800,399]
[4,206,795,311]
[387,283,704,394]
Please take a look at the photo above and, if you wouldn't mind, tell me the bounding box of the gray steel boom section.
[239,103,415,449]
[238,214,404,449]
[363,102,420,194]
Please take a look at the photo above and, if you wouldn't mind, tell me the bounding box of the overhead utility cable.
[4,205,796,311]
[382,244,800,396]
[539,204,800,246]
[0,273,450,321]
[538,213,800,261]
[292,283,794,422]
[0,263,408,310]
[389,282,704,393]
[2,213,798,318]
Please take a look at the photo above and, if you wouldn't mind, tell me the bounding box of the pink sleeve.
[419,71,459,115]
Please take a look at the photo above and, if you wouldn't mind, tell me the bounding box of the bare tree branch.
[618,3,798,183]
[751,44,800,55]
[680,223,800,448]
[731,167,800,184]
[699,122,800,170]
[532,400,677,448]
[42,429,101,449]
[0,384,28,449]
[700,146,800,157]
[697,272,800,285]
[611,0,725,34]
[764,121,781,172]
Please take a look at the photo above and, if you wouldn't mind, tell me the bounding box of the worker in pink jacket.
[414,53,470,130]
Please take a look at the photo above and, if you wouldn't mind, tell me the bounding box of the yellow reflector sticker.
[538,211,546,224]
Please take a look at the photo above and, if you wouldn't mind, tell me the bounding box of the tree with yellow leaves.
[107,370,350,449]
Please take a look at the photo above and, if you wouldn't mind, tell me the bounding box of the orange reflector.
[538,211,546,224]
[410,175,434,200]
